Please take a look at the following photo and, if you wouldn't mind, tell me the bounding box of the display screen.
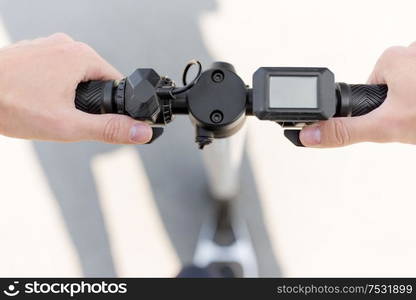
[269,76,318,108]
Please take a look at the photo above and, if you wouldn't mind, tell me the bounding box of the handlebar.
[349,84,388,116]
[75,61,388,148]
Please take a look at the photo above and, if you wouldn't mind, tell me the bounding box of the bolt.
[210,110,223,123]
[212,70,224,83]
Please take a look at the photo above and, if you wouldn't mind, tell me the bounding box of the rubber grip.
[350,84,387,117]
[75,81,110,114]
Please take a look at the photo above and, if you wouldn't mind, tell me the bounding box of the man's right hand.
[300,43,416,148]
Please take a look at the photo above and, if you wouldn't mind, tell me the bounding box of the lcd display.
[269,76,318,108]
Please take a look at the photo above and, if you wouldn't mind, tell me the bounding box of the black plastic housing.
[124,68,161,122]
[187,63,247,139]
[253,67,336,122]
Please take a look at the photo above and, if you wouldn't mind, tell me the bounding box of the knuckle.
[57,41,94,61]
[329,119,351,146]
[103,116,123,143]
[73,41,92,53]
[49,32,73,42]
[63,41,92,56]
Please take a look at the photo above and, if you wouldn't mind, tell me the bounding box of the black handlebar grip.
[350,84,387,117]
[75,80,115,114]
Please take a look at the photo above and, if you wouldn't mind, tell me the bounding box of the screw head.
[211,70,224,83]
[210,110,223,123]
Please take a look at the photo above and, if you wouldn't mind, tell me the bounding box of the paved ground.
[0,0,416,277]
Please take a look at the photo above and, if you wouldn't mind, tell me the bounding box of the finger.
[86,56,123,81]
[367,68,385,85]
[367,46,407,84]
[46,32,74,43]
[299,114,388,148]
[68,112,153,144]
[75,42,123,81]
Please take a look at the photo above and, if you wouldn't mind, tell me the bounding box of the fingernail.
[300,126,321,145]
[129,123,152,143]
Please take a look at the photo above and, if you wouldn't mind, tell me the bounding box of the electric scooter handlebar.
[347,84,387,116]
[75,61,387,148]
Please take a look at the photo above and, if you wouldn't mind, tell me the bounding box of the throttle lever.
[284,130,304,147]
[147,127,164,144]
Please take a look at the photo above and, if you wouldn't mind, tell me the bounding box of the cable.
[182,59,202,85]
[171,59,202,95]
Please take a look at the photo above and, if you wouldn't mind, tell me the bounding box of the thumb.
[73,113,153,144]
[299,116,380,148]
